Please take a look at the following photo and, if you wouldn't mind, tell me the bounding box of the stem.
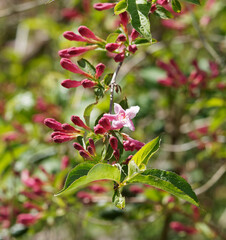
[160,213,172,240]
[109,61,123,113]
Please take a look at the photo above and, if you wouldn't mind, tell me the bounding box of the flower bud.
[95,63,105,78]
[67,46,97,57]
[53,134,75,143]
[130,29,139,40]
[60,58,84,74]
[114,52,125,62]
[44,118,63,131]
[73,142,85,151]
[58,49,71,58]
[61,156,70,170]
[157,0,169,5]
[94,124,107,134]
[98,117,111,130]
[79,150,90,159]
[78,26,99,41]
[87,146,94,155]
[81,79,97,88]
[119,12,129,28]
[61,79,82,88]
[117,34,127,42]
[71,116,90,130]
[113,149,120,160]
[105,43,120,52]
[61,123,78,132]
[93,3,116,11]
[109,136,118,150]
[129,44,137,54]
[63,31,87,42]
[89,138,96,152]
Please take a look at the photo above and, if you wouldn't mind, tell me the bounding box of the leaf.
[172,0,181,13]
[119,97,128,109]
[55,162,94,196]
[104,73,113,86]
[83,101,98,126]
[182,0,200,5]
[77,58,96,77]
[106,33,120,43]
[127,0,152,40]
[113,190,125,209]
[56,163,121,196]
[131,136,161,167]
[127,169,199,206]
[154,5,173,19]
[114,0,128,15]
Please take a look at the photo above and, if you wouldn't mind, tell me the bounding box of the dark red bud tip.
[79,150,90,159]
[94,124,107,134]
[119,12,129,28]
[63,31,86,42]
[71,116,90,130]
[73,142,85,151]
[81,79,97,88]
[95,63,106,78]
[105,43,120,52]
[98,117,111,130]
[61,123,78,132]
[129,44,137,54]
[60,58,83,74]
[93,3,116,11]
[61,79,82,88]
[87,146,94,155]
[113,149,120,160]
[78,26,98,40]
[53,135,74,143]
[114,52,125,62]
[58,49,71,58]
[117,34,127,42]
[44,118,63,131]
[130,29,139,41]
[109,136,118,150]
[88,138,96,152]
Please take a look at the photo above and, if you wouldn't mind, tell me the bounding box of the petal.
[125,106,140,119]
[112,120,124,130]
[103,113,118,121]
[124,119,135,131]
[114,103,124,114]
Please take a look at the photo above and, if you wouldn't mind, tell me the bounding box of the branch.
[109,61,123,113]
[195,163,226,195]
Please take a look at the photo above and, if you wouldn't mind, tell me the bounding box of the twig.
[109,61,123,113]
[0,0,45,18]
[187,4,225,68]
[195,163,226,195]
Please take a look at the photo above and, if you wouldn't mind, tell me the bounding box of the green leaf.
[127,0,152,40]
[154,5,173,19]
[127,169,199,206]
[182,0,200,5]
[114,0,128,15]
[113,190,125,209]
[172,0,181,13]
[131,136,161,167]
[77,58,96,77]
[84,101,98,126]
[106,33,120,43]
[56,163,121,196]
[55,162,95,196]
[104,73,113,86]
[119,97,129,109]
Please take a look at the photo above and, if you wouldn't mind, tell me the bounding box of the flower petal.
[103,113,118,121]
[124,119,135,131]
[125,106,140,119]
[112,120,124,130]
[114,103,124,114]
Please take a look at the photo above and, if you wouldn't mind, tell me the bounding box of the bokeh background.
[0,0,226,239]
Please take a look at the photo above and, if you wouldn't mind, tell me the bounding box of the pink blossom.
[170,221,197,235]
[114,52,125,62]
[89,184,107,193]
[93,3,116,11]
[61,79,82,89]
[123,135,145,151]
[130,29,139,41]
[17,213,40,226]
[103,103,140,131]
[95,63,105,78]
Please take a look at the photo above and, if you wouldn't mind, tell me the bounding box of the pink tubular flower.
[71,116,90,130]
[106,43,120,52]
[81,79,97,88]
[122,134,145,151]
[79,150,91,159]
[113,149,120,160]
[61,79,82,89]
[110,136,118,150]
[117,34,127,42]
[130,29,139,41]
[63,31,87,42]
[61,45,98,58]
[128,45,138,54]
[94,124,107,134]
[89,138,96,153]
[114,52,125,62]
[119,12,129,28]
[98,117,111,131]
[103,103,140,131]
[73,142,85,151]
[78,26,102,42]
[170,221,197,235]
[95,63,105,78]
[93,3,116,11]
[17,213,40,226]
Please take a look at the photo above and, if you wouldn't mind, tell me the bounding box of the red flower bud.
[81,79,97,88]
[98,117,111,130]
[94,124,107,134]
[109,136,118,150]
[89,138,96,152]
[130,29,139,40]
[61,79,82,88]
[17,213,40,226]
[79,150,90,159]
[113,149,120,160]
[58,49,71,58]
[63,31,87,42]
[53,134,75,143]
[44,118,63,131]
[61,156,70,170]
[61,123,78,132]
[170,222,197,235]
[95,63,105,78]
[105,43,120,52]
[87,146,94,155]
[73,142,85,151]
[60,58,84,74]
[71,116,90,130]
[89,184,107,193]
[129,185,143,194]
[117,34,127,42]
[129,44,137,54]
[67,46,97,57]
[114,52,125,62]
[78,26,100,41]
[93,3,116,11]
[119,12,129,28]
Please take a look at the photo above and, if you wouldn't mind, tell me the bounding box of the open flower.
[103,103,140,131]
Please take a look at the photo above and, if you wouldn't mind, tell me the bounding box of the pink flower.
[17,213,40,226]
[103,103,140,131]
[93,3,116,11]
[170,221,197,235]
[122,134,145,151]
